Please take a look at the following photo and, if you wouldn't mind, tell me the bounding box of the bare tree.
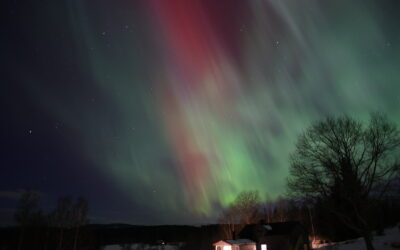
[14,191,43,226]
[219,204,238,239]
[49,196,73,250]
[14,191,44,250]
[219,190,261,238]
[272,196,288,222]
[72,197,88,250]
[287,113,400,250]
[263,193,274,223]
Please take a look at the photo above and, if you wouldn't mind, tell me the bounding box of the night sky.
[1,0,399,225]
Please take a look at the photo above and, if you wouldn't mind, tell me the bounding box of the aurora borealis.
[1,0,400,224]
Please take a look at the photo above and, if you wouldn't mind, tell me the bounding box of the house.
[213,221,311,250]
[213,239,257,250]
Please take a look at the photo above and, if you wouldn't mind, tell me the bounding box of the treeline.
[0,226,98,250]
[2,191,399,250]
[1,191,225,250]
[0,223,227,250]
[263,193,400,242]
[1,191,90,250]
[92,224,225,250]
[218,189,400,243]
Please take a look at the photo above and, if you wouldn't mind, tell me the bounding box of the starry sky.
[1,0,399,225]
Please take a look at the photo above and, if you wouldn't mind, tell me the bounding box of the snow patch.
[314,226,400,250]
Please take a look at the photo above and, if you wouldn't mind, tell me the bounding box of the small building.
[240,221,311,250]
[213,222,311,250]
[213,239,257,250]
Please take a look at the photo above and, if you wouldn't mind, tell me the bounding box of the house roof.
[213,239,255,246]
[239,221,306,238]
[264,221,305,235]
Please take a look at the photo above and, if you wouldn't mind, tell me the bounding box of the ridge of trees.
[13,192,88,250]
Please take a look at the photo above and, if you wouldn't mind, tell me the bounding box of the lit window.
[223,246,232,250]
[261,244,267,250]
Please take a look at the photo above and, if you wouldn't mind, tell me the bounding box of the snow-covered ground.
[313,225,400,250]
[101,226,399,250]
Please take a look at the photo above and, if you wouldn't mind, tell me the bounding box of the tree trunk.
[17,227,24,250]
[58,229,64,250]
[362,230,374,250]
[307,205,316,246]
[73,226,80,250]
[43,230,49,250]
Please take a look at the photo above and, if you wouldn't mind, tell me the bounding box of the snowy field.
[313,225,400,250]
[101,226,399,250]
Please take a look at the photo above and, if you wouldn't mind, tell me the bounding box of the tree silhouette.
[219,190,261,238]
[14,191,44,250]
[14,191,43,226]
[48,196,89,250]
[72,197,88,250]
[49,196,72,250]
[287,113,400,250]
